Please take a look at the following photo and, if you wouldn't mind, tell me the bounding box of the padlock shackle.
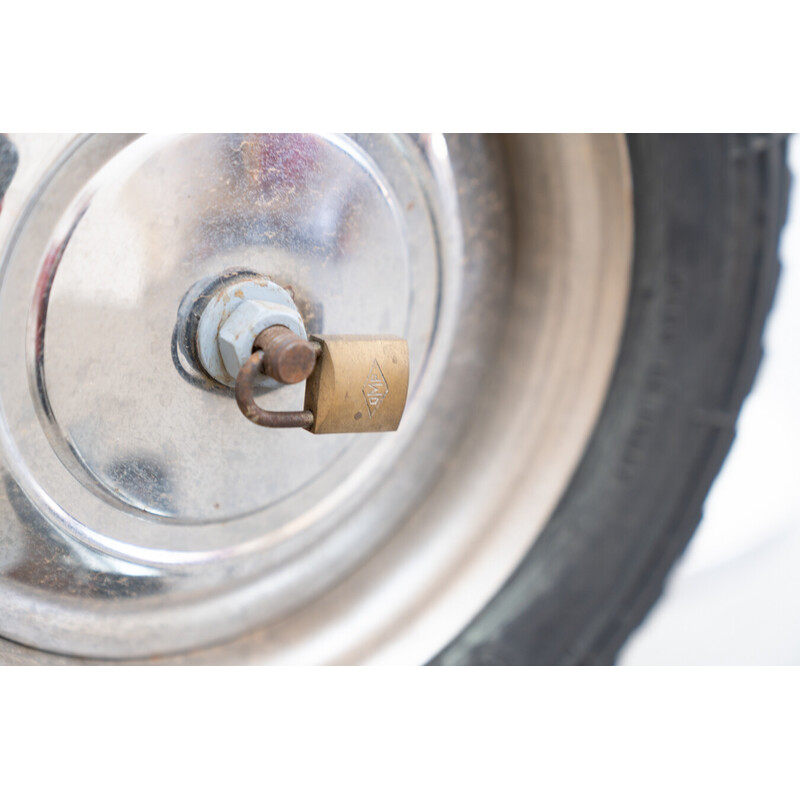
[234,350,315,429]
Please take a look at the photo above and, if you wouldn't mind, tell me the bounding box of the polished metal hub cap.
[0,134,632,663]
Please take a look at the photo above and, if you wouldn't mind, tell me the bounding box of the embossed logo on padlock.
[362,360,389,417]
[304,335,409,434]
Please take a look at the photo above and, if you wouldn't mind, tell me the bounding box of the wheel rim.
[0,134,631,663]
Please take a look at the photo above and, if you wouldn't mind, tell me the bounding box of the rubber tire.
[433,133,791,665]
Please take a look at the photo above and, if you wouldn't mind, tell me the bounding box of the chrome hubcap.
[0,134,631,663]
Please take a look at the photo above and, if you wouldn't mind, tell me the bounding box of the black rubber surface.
[433,134,790,665]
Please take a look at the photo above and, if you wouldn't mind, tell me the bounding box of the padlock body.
[304,335,409,434]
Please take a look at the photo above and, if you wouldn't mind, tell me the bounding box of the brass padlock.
[234,326,409,434]
[304,335,409,434]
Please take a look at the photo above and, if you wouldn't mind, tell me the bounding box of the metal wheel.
[0,134,631,663]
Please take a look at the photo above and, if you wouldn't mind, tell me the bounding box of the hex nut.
[194,276,307,387]
[218,300,307,382]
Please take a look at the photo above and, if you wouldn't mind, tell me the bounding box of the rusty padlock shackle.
[234,325,319,429]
